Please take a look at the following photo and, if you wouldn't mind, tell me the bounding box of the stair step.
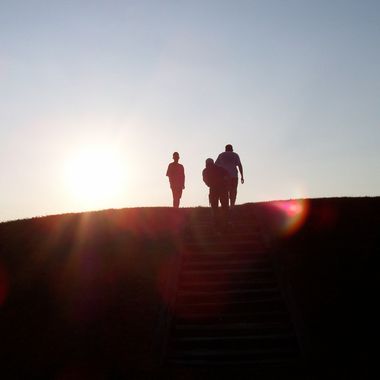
[183,255,269,264]
[182,252,268,261]
[179,277,277,288]
[174,331,296,340]
[179,276,276,286]
[182,262,271,272]
[175,295,284,305]
[175,298,287,313]
[176,322,292,332]
[174,310,291,324]
[180,267,273,275]
[185,244,265,252]
[171,337,299,352]
[175,321,294,334]
[169,357,300,367]
[186,240,262,246]
[188,221,259,227]
[179,273,276,286]
[176,293,282,307]
[178,284,278,295]
[183,251,268,260]
[183,249,270,260]
[187,232,262,241]
[169,347,299,359]
[177,288,280,297]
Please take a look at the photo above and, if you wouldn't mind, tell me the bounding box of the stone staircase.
[159,209,305,378]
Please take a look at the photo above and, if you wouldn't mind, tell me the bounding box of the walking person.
[215,144,244,207]
[202,158,229,232]
[166,152,185,208]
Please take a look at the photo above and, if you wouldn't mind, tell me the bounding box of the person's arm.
[238,163,244,184]
[182,165,185,189]
[236,155,244,184]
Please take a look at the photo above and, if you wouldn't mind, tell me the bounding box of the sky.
[1,0,379,222]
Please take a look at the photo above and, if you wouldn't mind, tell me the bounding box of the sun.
[64,146,126,208]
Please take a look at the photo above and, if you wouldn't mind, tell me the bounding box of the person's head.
[172,152,180,162]
[225,144,233,152]
[205,158,214,168]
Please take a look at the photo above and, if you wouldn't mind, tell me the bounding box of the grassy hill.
[256,197,380,378]
[0,197,379,378]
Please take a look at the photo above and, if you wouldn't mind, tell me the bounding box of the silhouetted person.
[202,158,229,232]
[166,152,185,208]
[215,144,244,207]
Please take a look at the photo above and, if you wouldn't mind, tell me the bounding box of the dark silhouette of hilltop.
[0,198,379,378]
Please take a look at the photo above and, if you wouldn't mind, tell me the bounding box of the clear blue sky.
[1,0,379,221]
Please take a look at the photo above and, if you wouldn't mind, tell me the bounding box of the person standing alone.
[215,144,244,207]
[166,152,185,208]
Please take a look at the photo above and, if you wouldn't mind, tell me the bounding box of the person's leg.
[229,177,239,207]
[172,188,182,208]
[209,189,218,209]
[226,179,232,207]
[177,188,183,207]
[219,190,229,231]
[209,189,219,228]
[171,188,177,208]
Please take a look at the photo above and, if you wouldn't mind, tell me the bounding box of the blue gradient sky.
[1,0,379,221]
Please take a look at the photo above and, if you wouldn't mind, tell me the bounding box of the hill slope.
[0,197,379,378]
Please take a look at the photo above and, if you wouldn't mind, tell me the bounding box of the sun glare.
[64,147,126,208]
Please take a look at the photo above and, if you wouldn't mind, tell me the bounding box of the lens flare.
[272,199,309,236]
